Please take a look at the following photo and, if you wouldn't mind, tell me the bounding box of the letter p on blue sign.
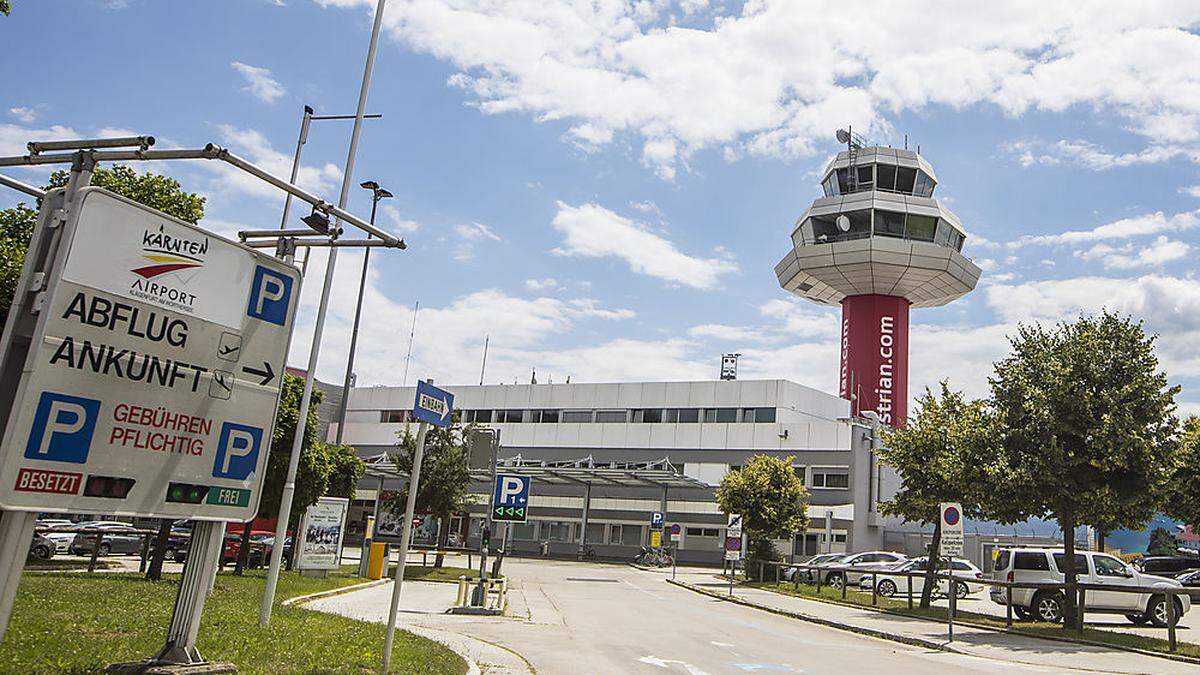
[247,265,293,326]
[213,422,263,480]
[24,391,99,464]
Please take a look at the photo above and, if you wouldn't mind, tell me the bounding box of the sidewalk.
[670,574,1200,675]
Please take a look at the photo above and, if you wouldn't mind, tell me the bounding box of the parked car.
[860,557,985,598]
[36,518,74,529]
[819,551,908,589]
[1177,568,1200,602]
[783,553,844,582]
[41,522,80,554]
[990,548,1191,627]
[1132,556,1200,578]
[69,522,144,556]
[174,533,291,567]
[28,532,56,560]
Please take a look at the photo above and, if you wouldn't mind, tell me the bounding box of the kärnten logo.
[129,225,209,313]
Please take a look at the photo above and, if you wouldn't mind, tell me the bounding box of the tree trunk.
[434,515,449,569]
[145,518,172,582]
[285,514,298,571]
[920,518,941,609]
[233,520,253,575]
[1061,508,1078,629]
[1097,530,1106,553]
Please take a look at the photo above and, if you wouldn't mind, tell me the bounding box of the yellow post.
[368,542,387,580]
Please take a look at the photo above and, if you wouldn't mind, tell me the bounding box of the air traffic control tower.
[774,131,981,428]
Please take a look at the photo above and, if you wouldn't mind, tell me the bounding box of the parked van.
[990,548,1191,626]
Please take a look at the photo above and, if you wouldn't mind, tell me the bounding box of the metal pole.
[0,511,36,642]
[0,173,45,198]
[478,335,489,385]
[476,430,499,605]
[334,195,376,444]
[279,106,313,232]
[154,521,223,664]
[402,301,418,387]
[381,421,429,673]
[578,482,591,555]
[259,0,389,626]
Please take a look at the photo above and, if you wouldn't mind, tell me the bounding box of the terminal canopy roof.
[361,453,710,490]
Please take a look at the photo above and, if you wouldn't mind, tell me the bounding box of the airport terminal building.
[332,378,894,565]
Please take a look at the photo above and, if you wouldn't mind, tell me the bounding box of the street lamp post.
[334,181,392,445]
[279,106,382,274]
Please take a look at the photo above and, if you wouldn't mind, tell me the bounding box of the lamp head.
[359,180,379,191]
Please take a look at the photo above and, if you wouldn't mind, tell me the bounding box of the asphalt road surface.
[315,558,1100,674]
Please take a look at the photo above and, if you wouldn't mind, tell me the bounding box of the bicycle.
[633,546,674,568]
[577,544,597,561]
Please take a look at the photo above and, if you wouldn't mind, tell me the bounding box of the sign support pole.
[258,0,389,627]
[0,511,36,642]
[154,521,224,664]
[381,420,428,673]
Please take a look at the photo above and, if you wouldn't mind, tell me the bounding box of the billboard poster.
[296,496,349,570]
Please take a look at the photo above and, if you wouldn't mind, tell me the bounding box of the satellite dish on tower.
[836,128,851,144]
[836,215,851,232]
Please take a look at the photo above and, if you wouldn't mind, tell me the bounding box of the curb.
[281,578,391,607]
[667,579,948,653]
[671,579,1200,669]
[287,578,488,675]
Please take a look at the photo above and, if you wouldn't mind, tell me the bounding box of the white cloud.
[376,203,421,233]
[451,222,502,261]
[1002,138,1194,171]
[317,1,1200,179]
[1012,209,1200,248]
[231,61,286,104]
[1182,186,1200,198]
[687,324,772,343]
[205,124,341,199]
[9,107,36,124]
[525,277,558,291]
[551,201,737,289]
[1076,236,1190,270]
[0,123,78,157]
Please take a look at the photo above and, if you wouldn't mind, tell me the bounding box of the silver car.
[820,551,908,589]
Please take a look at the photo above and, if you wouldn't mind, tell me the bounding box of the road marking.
[638,656,711,674]
[623,579,664,600]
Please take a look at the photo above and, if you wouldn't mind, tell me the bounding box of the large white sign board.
[296,496,349,571]
[939,502,964,558]
[0,188,299,521]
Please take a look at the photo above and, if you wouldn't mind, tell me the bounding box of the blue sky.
[3,1,1199,415]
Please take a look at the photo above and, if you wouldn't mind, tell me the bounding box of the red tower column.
[838,294,910,428]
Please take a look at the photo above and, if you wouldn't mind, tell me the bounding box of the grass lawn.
[751,580,1200,660]
[0,567,468,674]
[23,558,118,571]
[392,564,500,584]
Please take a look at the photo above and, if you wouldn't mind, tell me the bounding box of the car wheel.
[1013,606,1032,621]
[31,545,51,560]
[955,582,969,599]
[97,543,111,557]
[877,579,897,597]
[1033,591,1064,623]
[827,573,845,590]
[1147,596,1183,628]
[1125,612,1149,625]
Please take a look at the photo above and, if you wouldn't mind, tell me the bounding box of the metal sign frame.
[0,187,300,522]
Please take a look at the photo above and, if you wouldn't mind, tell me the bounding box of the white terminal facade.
[333,379,894,565]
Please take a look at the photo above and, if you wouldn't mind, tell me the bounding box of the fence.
[755,559,1189,653]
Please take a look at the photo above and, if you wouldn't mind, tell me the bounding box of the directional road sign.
[492,473,531,523]
[412,380,453,427]
[0,188,299,521]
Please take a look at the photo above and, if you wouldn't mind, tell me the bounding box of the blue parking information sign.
[412,380,454,427]
[492,474,531,523]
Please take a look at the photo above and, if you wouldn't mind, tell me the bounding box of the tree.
[1,1,11,16]
[0,204,36,325]
[235,374,329,574]
[986,312,1179,627]
[1164,417,1200,544]
[48,165,206,224]
[715,454,808,581]
[878,382,992,608]
[1147,527,1179,557]
[325,443,365,499]
[387,423,475,568]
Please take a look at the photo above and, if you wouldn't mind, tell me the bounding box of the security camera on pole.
[381,379,453,673]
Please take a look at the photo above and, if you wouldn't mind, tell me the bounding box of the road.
[310,558,1113,674]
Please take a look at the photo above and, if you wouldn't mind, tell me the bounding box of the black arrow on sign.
[242,361,275,386]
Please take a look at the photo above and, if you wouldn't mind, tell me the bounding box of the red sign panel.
[839,294,910,428]
[14,467,83,495]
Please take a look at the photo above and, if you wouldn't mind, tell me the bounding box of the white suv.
[990,548,1191,626]
[820,551,907,589]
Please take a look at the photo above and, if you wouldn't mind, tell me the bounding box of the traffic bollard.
[1005,586,1013,627]
[947,578,956,642]
[87,533,104,573]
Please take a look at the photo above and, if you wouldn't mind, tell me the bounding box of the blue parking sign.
[492,474,531,523]
[247,265,293,326]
